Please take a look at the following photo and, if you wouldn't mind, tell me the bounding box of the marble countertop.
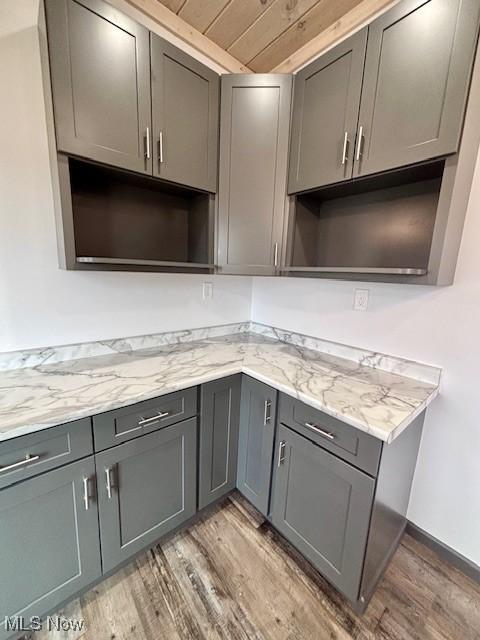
[0,328,439,444]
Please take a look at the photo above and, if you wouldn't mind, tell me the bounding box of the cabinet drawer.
[93,387,197,451]
[278,394,382,476]
[0,418,93,490]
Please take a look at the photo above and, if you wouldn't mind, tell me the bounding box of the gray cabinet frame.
[288,29,367,192]
[356,0,480,178]
[271,424,375,602]
[96,419,197,574]
[237,376,278,515]
[45,0,152,174]
[151,35,219,192]
[199,375,241,508]
[0,457,101,639]
[217,74,292,275]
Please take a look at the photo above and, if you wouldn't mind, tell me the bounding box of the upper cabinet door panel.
[218,75,292,275]
[288,29,367,193]
[45,0,152,174]
[151,36,219,192]
[356,0,480,177]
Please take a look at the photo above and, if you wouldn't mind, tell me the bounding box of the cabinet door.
[237,377,277,515]
[271,425,375,603]
[217,75,292,275]
[96,419,196,573]
[355,0,480,177]
[45,0,152,174]
[151,35,219,192]
[288,29,367,193]
[199,376,241,509]
[0,458,101,638]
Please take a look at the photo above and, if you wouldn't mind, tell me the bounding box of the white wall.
[252,151,480,566]
[0,26,251,352]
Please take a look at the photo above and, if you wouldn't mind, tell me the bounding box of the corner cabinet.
[151,36,219,192]
[45,0,152,175]
[0,458,101,640]
[217,75,292,275]
[199,376,241,509]
[237,377,277,515]
[96,419,197,574]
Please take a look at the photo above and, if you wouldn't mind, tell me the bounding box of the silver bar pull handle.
[355,125,364,161]
[0,454,40,474]
[145,127,151,159]
[105,467,113,500]
[277,441,286,467]
[304,422,335,441]
[159,131,164,164]
[263,400,272,426]
[273,242,279,268]
[138,411,170,427]
[341,131,349,165]
[83,476,90,511]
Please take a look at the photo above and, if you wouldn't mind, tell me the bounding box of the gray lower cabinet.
[96,418,197,574]
[217,74,292,275]
[271,424,375,603]
[199,375,241,509]
[45,0,152,175]
[356,0,480,177]
[151,35,219,192]
[237,377,277,515]
[0,457,101,639]
[288,28,367,193]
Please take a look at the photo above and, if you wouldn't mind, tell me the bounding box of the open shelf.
[287,161,444,278]
[66,158,214,272]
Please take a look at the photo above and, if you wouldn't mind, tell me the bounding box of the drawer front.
[0,418,93,490]
[278,394,382,476]
[93,387,197,451]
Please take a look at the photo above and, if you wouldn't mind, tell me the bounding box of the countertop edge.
[0,365,438,445]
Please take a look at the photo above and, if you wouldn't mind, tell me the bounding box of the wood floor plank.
[36,495,480,640]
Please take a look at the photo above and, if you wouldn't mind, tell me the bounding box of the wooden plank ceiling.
[156,0,365,72]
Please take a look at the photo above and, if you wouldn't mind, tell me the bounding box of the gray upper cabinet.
[288,29,367,193]
[96,419,196,574]
[237,376,277,515]
[45,0,152,174]
[271,424,375,603]
[217,74,292,275]
[0,457,101,639]
[355,0,480,177]
[199,376,241,509]
[151,36,219,192]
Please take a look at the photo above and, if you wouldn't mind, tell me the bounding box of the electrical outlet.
[354,288,369,311]
[202,282,213,301]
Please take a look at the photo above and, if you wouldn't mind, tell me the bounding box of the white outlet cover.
[354,288,369,311]
[202,282,213,300]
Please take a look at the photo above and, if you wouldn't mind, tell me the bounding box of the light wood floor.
[38,494,480,640]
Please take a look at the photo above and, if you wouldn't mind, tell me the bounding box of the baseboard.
[406,522,480,584]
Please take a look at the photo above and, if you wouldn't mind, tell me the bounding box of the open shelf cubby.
[60,158,214,272]
[285,161,445,280]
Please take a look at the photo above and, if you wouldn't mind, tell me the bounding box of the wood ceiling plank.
[205,0,277,50]
[126,0,251,72]
[249,0,363,72]
[157,0,186,13]
[272,0,401,72]
[178,0,233,33]
[227,0,320,64]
